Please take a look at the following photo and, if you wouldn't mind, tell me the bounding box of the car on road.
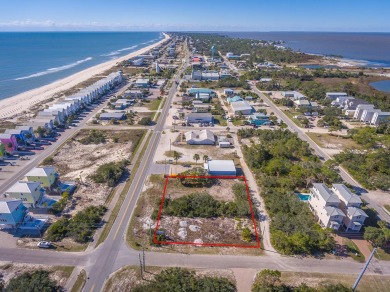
[37,241,52,249]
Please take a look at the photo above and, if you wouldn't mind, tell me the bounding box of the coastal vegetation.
[6,270,60,292]
[45,205,106,243]
[239,129,340,255]
[123,267,236,292]
[90,159,129,187]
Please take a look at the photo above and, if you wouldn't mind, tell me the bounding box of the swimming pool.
[296,193,310,201]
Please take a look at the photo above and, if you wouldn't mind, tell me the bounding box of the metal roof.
[324,206,345,217]
[208,160,236,173]
[347,207,368,218]
[230,100,253,112]
[26,167,56,178]
[0,200,24,214]
[6,181,41,194]
[312,183,340,204]
[332,184,362,205]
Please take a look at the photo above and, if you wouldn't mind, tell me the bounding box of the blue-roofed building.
[247,113,270,126]
[188,88,215,97]
[227,96,243,104]
[0,199,27,228]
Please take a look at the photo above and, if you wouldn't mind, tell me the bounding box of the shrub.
[41,156,54,165]
[90,160,129,187]
[138,117,153,125]
[79,130,106,145]
[241,227,252,242]
[7,270,59,292]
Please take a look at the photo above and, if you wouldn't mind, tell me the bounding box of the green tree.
[241,227,252,242]
[7,270,59,292]
[252,269,286,292]
[193,153,200,163]
[173,151,182,164]
[203,155,209,163]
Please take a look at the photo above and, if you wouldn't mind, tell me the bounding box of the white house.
[332,184,368,232]
[360,109,382,123]
[309,183,344,230]
[185,129,215,145]
[370,111,390,126]
[353,104,375,120]
[326,92,348,100]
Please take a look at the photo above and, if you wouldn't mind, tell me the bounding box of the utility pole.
[143,248,146,272]
[352,248,377,291]
[138,253,143,279]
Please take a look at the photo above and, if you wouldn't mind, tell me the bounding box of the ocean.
[0,32,163,100]
[225,32,390,68]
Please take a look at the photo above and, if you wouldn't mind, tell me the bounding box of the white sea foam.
[14,57,93,80]
[100,45,138,57]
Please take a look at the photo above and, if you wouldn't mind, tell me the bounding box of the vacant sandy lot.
[51,129,144,214]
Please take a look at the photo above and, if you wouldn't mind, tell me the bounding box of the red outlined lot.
[153,175,260,248]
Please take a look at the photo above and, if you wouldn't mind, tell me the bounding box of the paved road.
[250,85,390,223]
[0,96,116,194]
[83,44,190,292]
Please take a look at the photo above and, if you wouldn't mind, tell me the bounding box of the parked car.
[37,241,52,249]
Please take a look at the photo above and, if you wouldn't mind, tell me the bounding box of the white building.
[309,183,344,230]
[185,129,215,145]
[371,111,390,126]
[360,109,382,123]
[5,181,44,208]
[326,92,348,100]
[353,104,375,120]
[282,91,306,100]
[230,101,253,115]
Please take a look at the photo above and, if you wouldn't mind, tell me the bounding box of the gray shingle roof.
[312,183,340,204]
[332,184,362,205]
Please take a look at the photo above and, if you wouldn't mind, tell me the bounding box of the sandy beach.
[0,33,170,120]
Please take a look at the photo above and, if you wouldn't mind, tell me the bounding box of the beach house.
[0,133,18,154]
[332,184,368,232]
[353,104,375,120]
[308,183,345,230]
[186,113,213,124]
[192,104,210,113]
[247,113,270,126]
[227,96,243,104]
[188,88,216,97]
[99,112,126,121]
[223,88,234,96]
[326,92,348,100]
[135,78,150,88]
[5,181,44,208]
[25,167,57,188]
[0,199,27,229]
[4,128,34,145]
[370,111,390,125]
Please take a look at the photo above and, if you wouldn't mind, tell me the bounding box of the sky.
[1,0,390,32]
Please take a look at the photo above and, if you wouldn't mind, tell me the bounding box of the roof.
[100,112,125,119]
[347,207,369,218]
[135,78,150,84]
[0,133,14,139]
[4,129,22,135]
[208,160,236,173]
[332,184,362,204]
[193,104,210,108]
[0,199,24,214]
[224,88,234,92]
[326,92,348,96]
[310,102,319,107]
[312,183,340,204]
[294,99,311,106]
[227,96,243,103]
[324,206,346,217]
[185,129,214,143]
[15,126,33,131]
[188,88,214,94]
[26,167,56,178]
[230,101,253,112]
[6,181,41,194]
[187,113,212,119]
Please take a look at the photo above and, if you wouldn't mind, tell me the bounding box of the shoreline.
[0,32,170,120]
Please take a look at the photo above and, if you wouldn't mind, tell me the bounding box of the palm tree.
[203,155,209,163]
[193,154,200,163]
[173,151,182,164]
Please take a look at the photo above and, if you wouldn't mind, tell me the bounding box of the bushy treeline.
[133,268,236,292]
[239,129,340,254]
[45,205,106,243]
[181,33,315,64]
[6,270,60,292]
[335,148,390,190]
[90,159,129,187]
[162,183,251,218]
[79,129,106,144]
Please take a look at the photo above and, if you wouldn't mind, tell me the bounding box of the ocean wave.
[101,45,139,57]
[14,57,93,80]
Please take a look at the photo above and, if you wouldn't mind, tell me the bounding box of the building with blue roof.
[247,113,270,126]
[227,96,243,104]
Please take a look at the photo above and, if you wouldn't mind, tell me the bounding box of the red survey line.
[153,175,261,248]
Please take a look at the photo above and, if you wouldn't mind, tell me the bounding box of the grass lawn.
[281,271,390,292]
[307,132,361,150]
[213,115,227,126]
[368,245,390,261]
[343,238,365,263]
[283,110,303,127]
[147,99,162,111]
[71,269,87,292]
